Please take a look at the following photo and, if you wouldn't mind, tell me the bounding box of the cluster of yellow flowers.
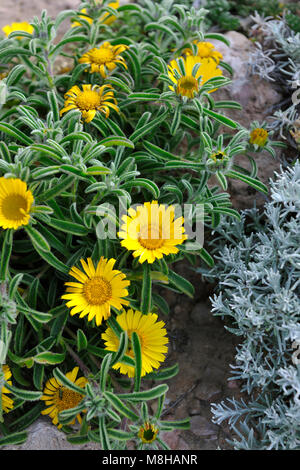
[60,39,225,122]
[0,6,235,438]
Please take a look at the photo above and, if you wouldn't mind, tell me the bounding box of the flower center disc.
[90,48,114,64]
[2,194,28,220]
[83,277,112,305]
[56,387,83,412]
[75,90,101,111]
[138,225,164,250]
[178,76,198,92]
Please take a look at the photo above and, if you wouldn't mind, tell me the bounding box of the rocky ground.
[0,0,286,451]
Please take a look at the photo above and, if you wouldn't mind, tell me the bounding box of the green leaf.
[45,218,88,236]
[167,270,194,298]
[144,363,179,381]
[30,244,68,274]
[38,175,75,201]
[67,434,90,445]
[53,368,86,396]
[100,354,112,392]
[6,64,26,87]
[141,263,152,315]
[160,418,190,431]
[98,136,135,148]
[17,304,53,323]
[9,402,43,432]
[121,178,160,198]
[130,111,168,143]
[199,248,214,267]
[77,329,88,352]
[25,225,50,253]
[34,351,65,365]
[202,107,239,129]
[0,229,13,281]
[0,431,28,446]
[107,429,135,440]
[5,383,42,401]
[111,331,128,366]
[132,332,142,392]
[99,416,110,450]
[49,35,90,57]
[103,391,139,421]
[226,170,268,194]
[0,122,33,145]
[118,384,168,401]
[143,141,180,161]
[204,33,231,47]
[127,92,160,101]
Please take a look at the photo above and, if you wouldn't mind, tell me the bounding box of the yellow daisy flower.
[0,177,34,230]
[60,84,119,123]
[102,309,169,378]
[118,201,187,264]
[1,365,14,414]
[249,128,268,147]
[79,42,128,77]
[168,55,223,98]
[138,422,159,444]
[2,22,34,38]
[72,1,119,28]
[41,367,87,429]
[183,41,223,64]
[61,257,130,326]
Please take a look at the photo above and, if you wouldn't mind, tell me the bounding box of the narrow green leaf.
[0,431,28,446]
[34,351,65,365]
[100,354,112,392]
[132,332,142,392]
[53,368,87,396]
[98,136,134,148]
[0,122,33,145]
[99,416,110,450]
[5,383,42,401]
[226,170,268,194]
[117,384,168,401]
[103,392,139,421]
[77,329,88,352]
[0,229,13,281]
[25,225,50,253]
[167,270,194,298]
[38,176,74,201]
[141,263,152,314]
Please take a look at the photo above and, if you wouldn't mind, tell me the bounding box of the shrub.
[198,162,300,450]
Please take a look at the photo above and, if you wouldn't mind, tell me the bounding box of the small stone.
[190,416,219,438]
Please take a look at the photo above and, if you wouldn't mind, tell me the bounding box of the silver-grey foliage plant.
[199,162,300,450]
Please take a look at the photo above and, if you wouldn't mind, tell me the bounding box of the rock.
[189,415,219,438]
[194,382,222,401]
[210,31,283,210]
[1,418,100,450]
[160,430,180,450]
[212,31,283,127]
